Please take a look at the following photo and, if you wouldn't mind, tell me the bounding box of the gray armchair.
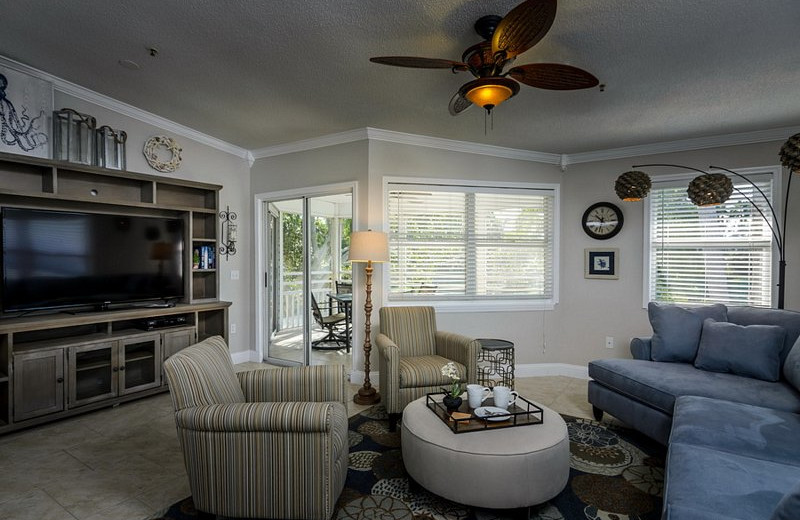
[376,306,479,430]
[163,336,348,519]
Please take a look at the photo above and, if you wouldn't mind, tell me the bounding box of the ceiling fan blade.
[448,91,473,116]
[508,63,599,90]
[370,56,469,71]
[492,0,556,59]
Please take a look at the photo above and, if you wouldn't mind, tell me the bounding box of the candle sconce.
[219,206,237,260]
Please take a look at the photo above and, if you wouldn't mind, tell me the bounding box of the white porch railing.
[278,270,351,329]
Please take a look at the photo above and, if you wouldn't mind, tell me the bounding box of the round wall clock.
[143,135,182,173]
[582,202,624,240]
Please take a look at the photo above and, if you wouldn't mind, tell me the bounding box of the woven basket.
[687,173,732,206]
[615,170,651,201]
[779,133,800,172]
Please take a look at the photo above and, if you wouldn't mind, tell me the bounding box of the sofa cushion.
[670,396,800,467]
[694,319,785,381]
[664,442,799,520]
[588,359,800,415]
[772,481,800,520]
[728,306,800,366]
[783,337,800,392]
[649,302,727,362]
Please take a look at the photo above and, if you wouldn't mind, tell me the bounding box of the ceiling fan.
[370,0,599,116]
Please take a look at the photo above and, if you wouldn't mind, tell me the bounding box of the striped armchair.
[163,336,348,520]
[376,306,479,430]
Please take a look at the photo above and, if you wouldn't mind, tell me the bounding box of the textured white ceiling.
[1,0,799,154]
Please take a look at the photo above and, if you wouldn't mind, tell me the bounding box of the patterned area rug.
[153,405,665,520]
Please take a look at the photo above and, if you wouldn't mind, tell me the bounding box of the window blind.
[648,174,774,307]
[387,183,556,302]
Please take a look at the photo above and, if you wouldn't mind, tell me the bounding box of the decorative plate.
[474,406,511,421]
[143,135,182,173]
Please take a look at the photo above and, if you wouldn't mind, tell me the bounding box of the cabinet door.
[68,342,118,408]
[161,328,196,386]
[163,328,196,360]
[14,350,65,421]
[120,334,162,395]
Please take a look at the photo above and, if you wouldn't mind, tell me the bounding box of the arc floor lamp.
[349,230,389,405]
[614,133,799,309]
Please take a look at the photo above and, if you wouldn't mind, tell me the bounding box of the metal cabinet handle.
[56,377,64,383]
[119,366,126,371]
[113,367,119,372]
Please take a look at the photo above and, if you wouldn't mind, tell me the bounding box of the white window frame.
[642,166,781,308]
[383,176,560,312]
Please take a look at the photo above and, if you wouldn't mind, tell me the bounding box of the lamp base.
[353,386,381,405]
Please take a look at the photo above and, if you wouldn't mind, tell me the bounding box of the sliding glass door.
[263,190,352,366]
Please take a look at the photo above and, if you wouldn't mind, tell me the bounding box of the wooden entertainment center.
[0,151,231,434]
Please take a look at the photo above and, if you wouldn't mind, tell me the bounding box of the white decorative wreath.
[143,135,182,173]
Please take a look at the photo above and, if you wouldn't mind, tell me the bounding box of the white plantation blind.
[648,173,774,307]
[387,182,556,302]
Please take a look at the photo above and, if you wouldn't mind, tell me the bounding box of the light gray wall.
[55,93,253,355]
[368,140,565,367]
[558,140,797,365]
[250,137,798,369]
[250,140,368,366]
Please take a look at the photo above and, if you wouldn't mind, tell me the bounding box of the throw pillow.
[648,302,728,362]
[771,481,800,520]
[783,336,800,392]
[694,319,786,381]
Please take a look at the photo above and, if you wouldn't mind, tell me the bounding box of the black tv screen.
[1,208,185,312]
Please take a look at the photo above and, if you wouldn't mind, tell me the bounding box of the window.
[386,180,558,308]
[646,170,776,307]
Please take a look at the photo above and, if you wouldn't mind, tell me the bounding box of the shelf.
[125,353,155,363]
[76,361,112,372]
[57,169,154,205]
[156,183,217,210]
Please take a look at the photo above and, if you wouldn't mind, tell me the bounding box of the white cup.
[467,384,491,408]
[492,386,519,410]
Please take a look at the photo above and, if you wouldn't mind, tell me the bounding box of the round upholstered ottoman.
[401,396,569,509]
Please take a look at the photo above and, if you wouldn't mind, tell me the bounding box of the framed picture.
[0,62,53,158]
[585,248,619,279]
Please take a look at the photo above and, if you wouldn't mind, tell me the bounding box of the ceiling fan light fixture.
[460,77,519,111]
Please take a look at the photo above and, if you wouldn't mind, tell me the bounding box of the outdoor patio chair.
[311,293,348,349]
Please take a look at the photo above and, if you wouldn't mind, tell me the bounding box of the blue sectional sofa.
[588,303,800,519]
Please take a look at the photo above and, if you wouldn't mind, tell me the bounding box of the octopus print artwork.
[0,65,52,158]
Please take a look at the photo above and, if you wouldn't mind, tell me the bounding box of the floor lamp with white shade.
[349,230,389,405]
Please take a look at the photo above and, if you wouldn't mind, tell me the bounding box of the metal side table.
[476,338,515,389]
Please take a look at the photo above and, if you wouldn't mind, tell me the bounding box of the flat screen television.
[1,207,185,313]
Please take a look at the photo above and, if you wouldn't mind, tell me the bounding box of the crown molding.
[564,126,800,166]
[250,128,368,159]
[0,55,251,160]
[251,126,561,164]
[365,127,562,164]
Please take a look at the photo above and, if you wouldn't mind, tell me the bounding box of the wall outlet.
[230,270,240,280]
[230,323,237,335]
[605,336,614,349]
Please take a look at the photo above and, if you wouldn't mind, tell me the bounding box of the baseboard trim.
[230,350,261,364]
[515,363,589,380]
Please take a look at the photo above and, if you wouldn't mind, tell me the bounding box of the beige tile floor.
[0,373,599,520]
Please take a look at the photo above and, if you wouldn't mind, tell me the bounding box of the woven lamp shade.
[615,170,652,201]
[779,133,800,172]
[687,173,733,206]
